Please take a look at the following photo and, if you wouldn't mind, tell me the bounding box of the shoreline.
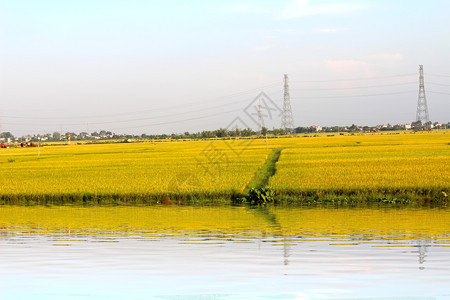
[0,188,447,206]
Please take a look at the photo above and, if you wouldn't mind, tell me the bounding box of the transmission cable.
[102,109,243,131]
[2,82,281,120]
[290,82,416,91]
[427,82,450,87]
[1,97,260,126]
[426,73,450,78]
[428,91,450,96]
[290,73,416,83]
[291,91,414,99]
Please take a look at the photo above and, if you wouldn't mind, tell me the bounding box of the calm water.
[0,206,449,299]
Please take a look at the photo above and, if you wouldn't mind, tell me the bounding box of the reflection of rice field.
[1,206,449,240]
[0,131,448,204]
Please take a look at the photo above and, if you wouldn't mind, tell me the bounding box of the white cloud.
[316,27,340,33]
[323,59,373,77]
[249,44,272,52]
[222,3,272,14]
[222,1,367,20]
[279,0,367,19]
[365,53,404,60]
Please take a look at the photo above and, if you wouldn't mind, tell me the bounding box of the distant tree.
[78,132,89,139]
[294,127,309,133]
[261,127,268,136]
[215,128,228,138]
[348,124,360,132]
[0,132,14,139]
[52,132,61,139]
[234,128,241,137]
[201,131,213,138]
[241,128,254,136]
[392,124,404,131]
[411,121,422,131]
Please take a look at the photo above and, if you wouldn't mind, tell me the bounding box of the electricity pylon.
[416,65,430,126]
[281,74,294,132]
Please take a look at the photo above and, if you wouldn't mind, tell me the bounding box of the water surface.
[0,206,449,299]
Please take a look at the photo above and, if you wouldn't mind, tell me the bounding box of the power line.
[2,83,282,120]
[291,91,415,99]
[426,73,450,78]
[428,91,450,95]
[290,73,416,83]
[103,109,243,131]
[3,109,244,130]
[1,98,257,126]
[3,71,447,134]
[428,82,450,87]
[2,87,283,126]
[290,82,417,91]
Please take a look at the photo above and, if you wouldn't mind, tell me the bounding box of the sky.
[0,0,449,136]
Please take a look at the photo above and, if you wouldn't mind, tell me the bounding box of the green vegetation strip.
[242,148,282,193]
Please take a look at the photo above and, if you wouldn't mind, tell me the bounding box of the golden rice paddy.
[0,131,448,204]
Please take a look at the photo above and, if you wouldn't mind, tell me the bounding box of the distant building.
[309,125,322,132]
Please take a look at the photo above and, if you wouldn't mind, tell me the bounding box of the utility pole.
[281,74,295,132]
[416,65,430,127]
[257,99,263,134]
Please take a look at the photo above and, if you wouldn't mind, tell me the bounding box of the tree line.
[1,121,447,142]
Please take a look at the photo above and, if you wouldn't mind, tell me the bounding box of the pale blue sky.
[1,0,449,135]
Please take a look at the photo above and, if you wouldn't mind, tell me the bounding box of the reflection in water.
[0,206,449,298]
[283,238,290,266]
[245,206,292,266]
[415,239,428,269]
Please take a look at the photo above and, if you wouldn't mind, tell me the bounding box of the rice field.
[269,131,449,203]
[0,139,270,204]
[0,131,448,204]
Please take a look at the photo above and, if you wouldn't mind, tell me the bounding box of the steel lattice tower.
[416,65,430,125]
[281,74,294,131]
[257,99,263,134]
